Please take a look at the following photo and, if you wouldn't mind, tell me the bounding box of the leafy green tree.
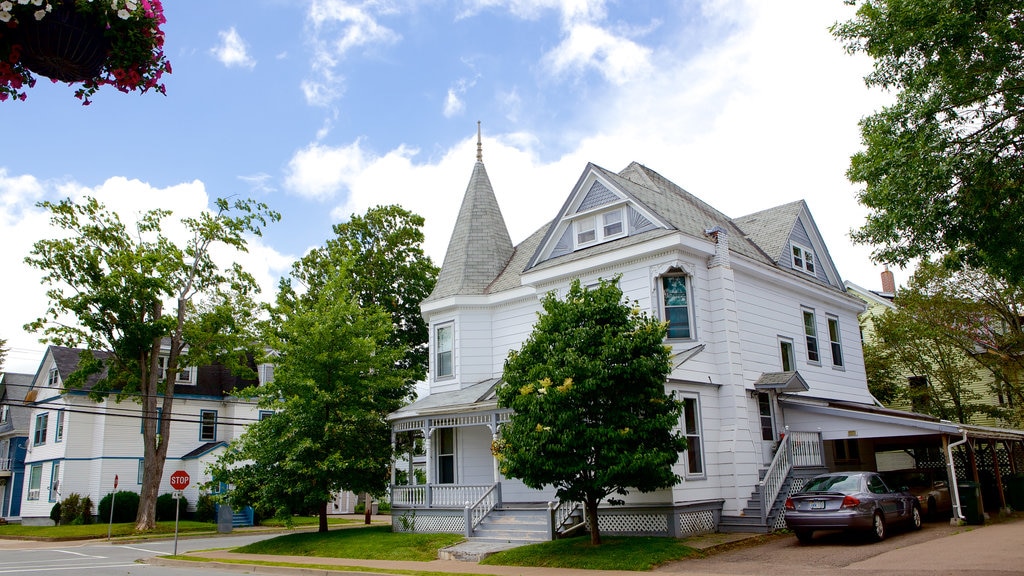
[869,259,1024,424]
[862,338,904,405]
[496,279,685,545]
[211,206,434,532]
[210,271,408,532]
[25,196,278,530]
[291,205,438,385]
[833,0,1024,284]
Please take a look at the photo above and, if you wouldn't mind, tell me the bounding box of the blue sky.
[1,0,892,373]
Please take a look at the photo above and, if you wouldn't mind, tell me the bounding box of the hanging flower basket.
[0,0,170,104]
[15,0,108,82]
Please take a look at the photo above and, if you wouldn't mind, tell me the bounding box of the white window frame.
[661,273,694,340]
[138,458,145,484]
[779,337,796,372]
[435,322,454,380]
[574,207,626,249]
[679,395,705,478]
[1,404,9,424]
[802,308,820,364]
[436,427,456,484]
[827,315,844,368]
[47,368,59,387]
[158,356,195,385]
[791,243,816,275]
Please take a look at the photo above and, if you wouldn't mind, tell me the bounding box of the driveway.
[658,517,1024,576]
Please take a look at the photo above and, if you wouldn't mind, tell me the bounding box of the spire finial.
[476,121,483,163]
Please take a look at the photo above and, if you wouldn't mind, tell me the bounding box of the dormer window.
[157,356,194,385]
[47,368,59,387]
[792,243,815,275]
[574,207,625,249]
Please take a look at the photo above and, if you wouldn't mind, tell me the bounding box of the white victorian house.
[17,345,270,525]
[388,139,1024,540]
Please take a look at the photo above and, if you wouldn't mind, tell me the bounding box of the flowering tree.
[496,278,685,545]
[0,0,170,104]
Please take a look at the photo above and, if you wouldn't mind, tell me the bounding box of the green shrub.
[81,496,94,524]
[195,494,216,523]
[98,491,140,524]
[49,502,62,525]
[155,493,188,521]
[60,493,84,525]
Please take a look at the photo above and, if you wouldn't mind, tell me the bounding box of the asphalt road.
[0,532,277,576]
[659,517,1024,576]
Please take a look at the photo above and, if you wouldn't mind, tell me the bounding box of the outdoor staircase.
[231,507,254,527]
[718,465,828,533]
[469,506,553,543]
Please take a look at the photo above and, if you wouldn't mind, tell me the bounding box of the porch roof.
[779,396,1024,442]
[389,378,502,421]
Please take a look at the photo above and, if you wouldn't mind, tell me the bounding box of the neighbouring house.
[0,372,32,523]
[17,344,271,526]
[388,140,1024,540]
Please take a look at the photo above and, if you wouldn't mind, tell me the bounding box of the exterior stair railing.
[759,429,823,524]
[463,483,501,537]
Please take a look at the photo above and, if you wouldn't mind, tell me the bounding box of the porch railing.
[392,484,494,509]
[0,457,12,472]
[464,483,502,536]
[759,430,823,523]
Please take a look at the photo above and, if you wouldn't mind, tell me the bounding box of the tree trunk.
[319,500,329,533]
[363,492,372,524]
[586,499,601,546]
[137,333,170,531]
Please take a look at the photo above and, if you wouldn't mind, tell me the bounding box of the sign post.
[107,474,118,540]
[169,470,190,555]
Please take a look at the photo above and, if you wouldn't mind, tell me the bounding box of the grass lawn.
[0,520,219,540]
[233,524,463,561]
[480,535,700,571]
[258,516,362,528]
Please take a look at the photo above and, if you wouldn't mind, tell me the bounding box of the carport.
[779,396,1024,523]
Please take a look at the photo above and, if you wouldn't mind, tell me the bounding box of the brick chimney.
[880,267,895,295]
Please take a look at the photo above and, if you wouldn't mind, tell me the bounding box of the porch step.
[470,508,551,543]
[717,514,773,534]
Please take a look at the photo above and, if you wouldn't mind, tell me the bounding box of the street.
[0,532,276,576]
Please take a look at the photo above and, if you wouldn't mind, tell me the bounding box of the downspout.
[947,429,968,523]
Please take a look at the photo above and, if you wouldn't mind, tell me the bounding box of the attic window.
[574,207,625,249]
[47,368,59,387]
[791,243,815,275]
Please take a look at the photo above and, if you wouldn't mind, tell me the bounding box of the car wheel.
[871,511,886,541]
[911,504,922,530]
[795,529,814,543]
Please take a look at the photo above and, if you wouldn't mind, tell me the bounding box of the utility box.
[217,503,233,533]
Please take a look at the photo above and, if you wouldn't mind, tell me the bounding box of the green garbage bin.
[957,481,984,525]
[1007,475,1024,512]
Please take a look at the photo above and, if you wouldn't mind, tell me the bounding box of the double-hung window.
[27,464,42,500]
[662,275,692,339]
[680,396,704,476]
[47,368,59,387]
[792,243,815,275]
[49,462,60,502]
[779,338,796,372]
[158,356,194,384]
[802,309,820,363]
[33,412,48,446]
[55,410,65,442]
[574,207,625,249]
[199,410,217,441]
[435,323,454,379]
[827,316,844,368]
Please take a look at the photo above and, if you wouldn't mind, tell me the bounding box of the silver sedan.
[784,471,922,543]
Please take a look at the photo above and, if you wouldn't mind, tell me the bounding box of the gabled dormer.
[528,163,668,268]
[735,200,843,289]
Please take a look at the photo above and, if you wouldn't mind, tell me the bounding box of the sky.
[1,0,897,374]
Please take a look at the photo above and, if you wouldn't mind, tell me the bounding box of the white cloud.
[283,141,369,201]
[303,0,402,106]
[444,89,465,118]
[238,173,276,195]
[542,22,652,84]
[211,27,257,69]
[0,175,292,374]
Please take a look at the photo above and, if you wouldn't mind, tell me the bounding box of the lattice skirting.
[598,513,668,535]
[391,510,464,534]
[772,477,809,530]
[678,508,717,535]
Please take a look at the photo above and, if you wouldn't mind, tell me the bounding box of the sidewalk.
[149,529,768,576]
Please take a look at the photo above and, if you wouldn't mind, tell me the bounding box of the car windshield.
[802,474,861,493]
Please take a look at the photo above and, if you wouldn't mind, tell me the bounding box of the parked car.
[785,471,922,543]
[884,470,953,520]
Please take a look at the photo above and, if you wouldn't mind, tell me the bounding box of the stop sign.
[169,470,190,490]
